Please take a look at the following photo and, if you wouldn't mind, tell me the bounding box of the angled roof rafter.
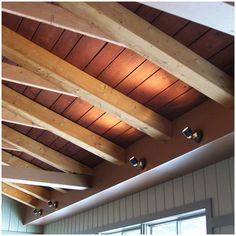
[2,182,39,208]
[2,26,172,141]
[57,2,233,108]
[3,84,126,165]
[2,124,93,175]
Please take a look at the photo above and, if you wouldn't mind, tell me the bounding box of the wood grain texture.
[3,85,126,165]
[5,182,51,202]
[2,125,93,175]
[2,26,172,140]
[2,2,121,46]
[59,2,233,108]
[2,182,38,208]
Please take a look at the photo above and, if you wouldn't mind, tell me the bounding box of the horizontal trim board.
[83,199,212,234]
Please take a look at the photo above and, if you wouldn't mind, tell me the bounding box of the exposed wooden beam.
[2,125,93,175]
[2,107,42,129]
[2,140,19,151]
[3,85,126,165]
[2,63,70,95]
[2,26,171,141]
[1,2,121,46]
[2,150,40,170]
[140,2,234,36]
[2,151,66,194]
[5,182,50,203]
[3,166,92,190]
[58,3,234,108]
[2,182,38,208]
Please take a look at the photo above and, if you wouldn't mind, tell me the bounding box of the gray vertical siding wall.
[1,195,43,234]
[44,157,234,234]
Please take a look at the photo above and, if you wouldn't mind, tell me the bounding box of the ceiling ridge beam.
[2,124,93,175]
[2,182,38,208]
[57,2,233,108]
[2,26,172,141]
[3,85,126,165]
[3,166,92,190]
[2,150,66,194]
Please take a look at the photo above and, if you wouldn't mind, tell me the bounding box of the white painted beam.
[2,166,92,190]
[141,2,234,36]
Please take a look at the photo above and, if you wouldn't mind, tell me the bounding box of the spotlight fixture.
[129,156,146,169]
[182,127,203,143]
[47,200,58,209]
[32,208,43,216]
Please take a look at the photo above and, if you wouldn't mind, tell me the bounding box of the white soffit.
[140,2,234,36]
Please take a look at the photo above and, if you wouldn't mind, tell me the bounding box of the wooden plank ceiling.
[2,2,234,175]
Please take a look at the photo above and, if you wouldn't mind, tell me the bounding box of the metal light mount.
[182,127,203,143]
[129,156,146,169]
[47,200,58,209]
[33,208,43,216]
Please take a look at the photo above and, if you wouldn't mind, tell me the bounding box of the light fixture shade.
[182,127,193,139]
[33,209,38,215]
[129,156,138,166]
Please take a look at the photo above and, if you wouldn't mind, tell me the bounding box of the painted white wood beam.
[2,166,92,190]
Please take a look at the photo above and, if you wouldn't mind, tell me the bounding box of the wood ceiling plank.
[146,80,191,111]
[3,166,92,190]
[2,27,172,140]
[84,43,125,78]
[2,182,38,208]
[159,89,208,120]
[58,2,233,108]
[189,29,233,59]
[98,48,145,87]
[2,85,126,165]
[115,60,159,95]
[17,18,40,40]
[51,95,76,115]
[2,12,22,31]
[5,182,51,203]
[152,12,189,36]
[209,43,234,70]
[51,31,83,59]
[174,22,209,47]
[135,4,161,23]
[2,124,93,174]
[128,69,178,104]
[31,23,64,51]
[66,35,106,70]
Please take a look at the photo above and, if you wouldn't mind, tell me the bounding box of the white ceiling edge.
[140,2,234,36]
[30,132,234,225]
